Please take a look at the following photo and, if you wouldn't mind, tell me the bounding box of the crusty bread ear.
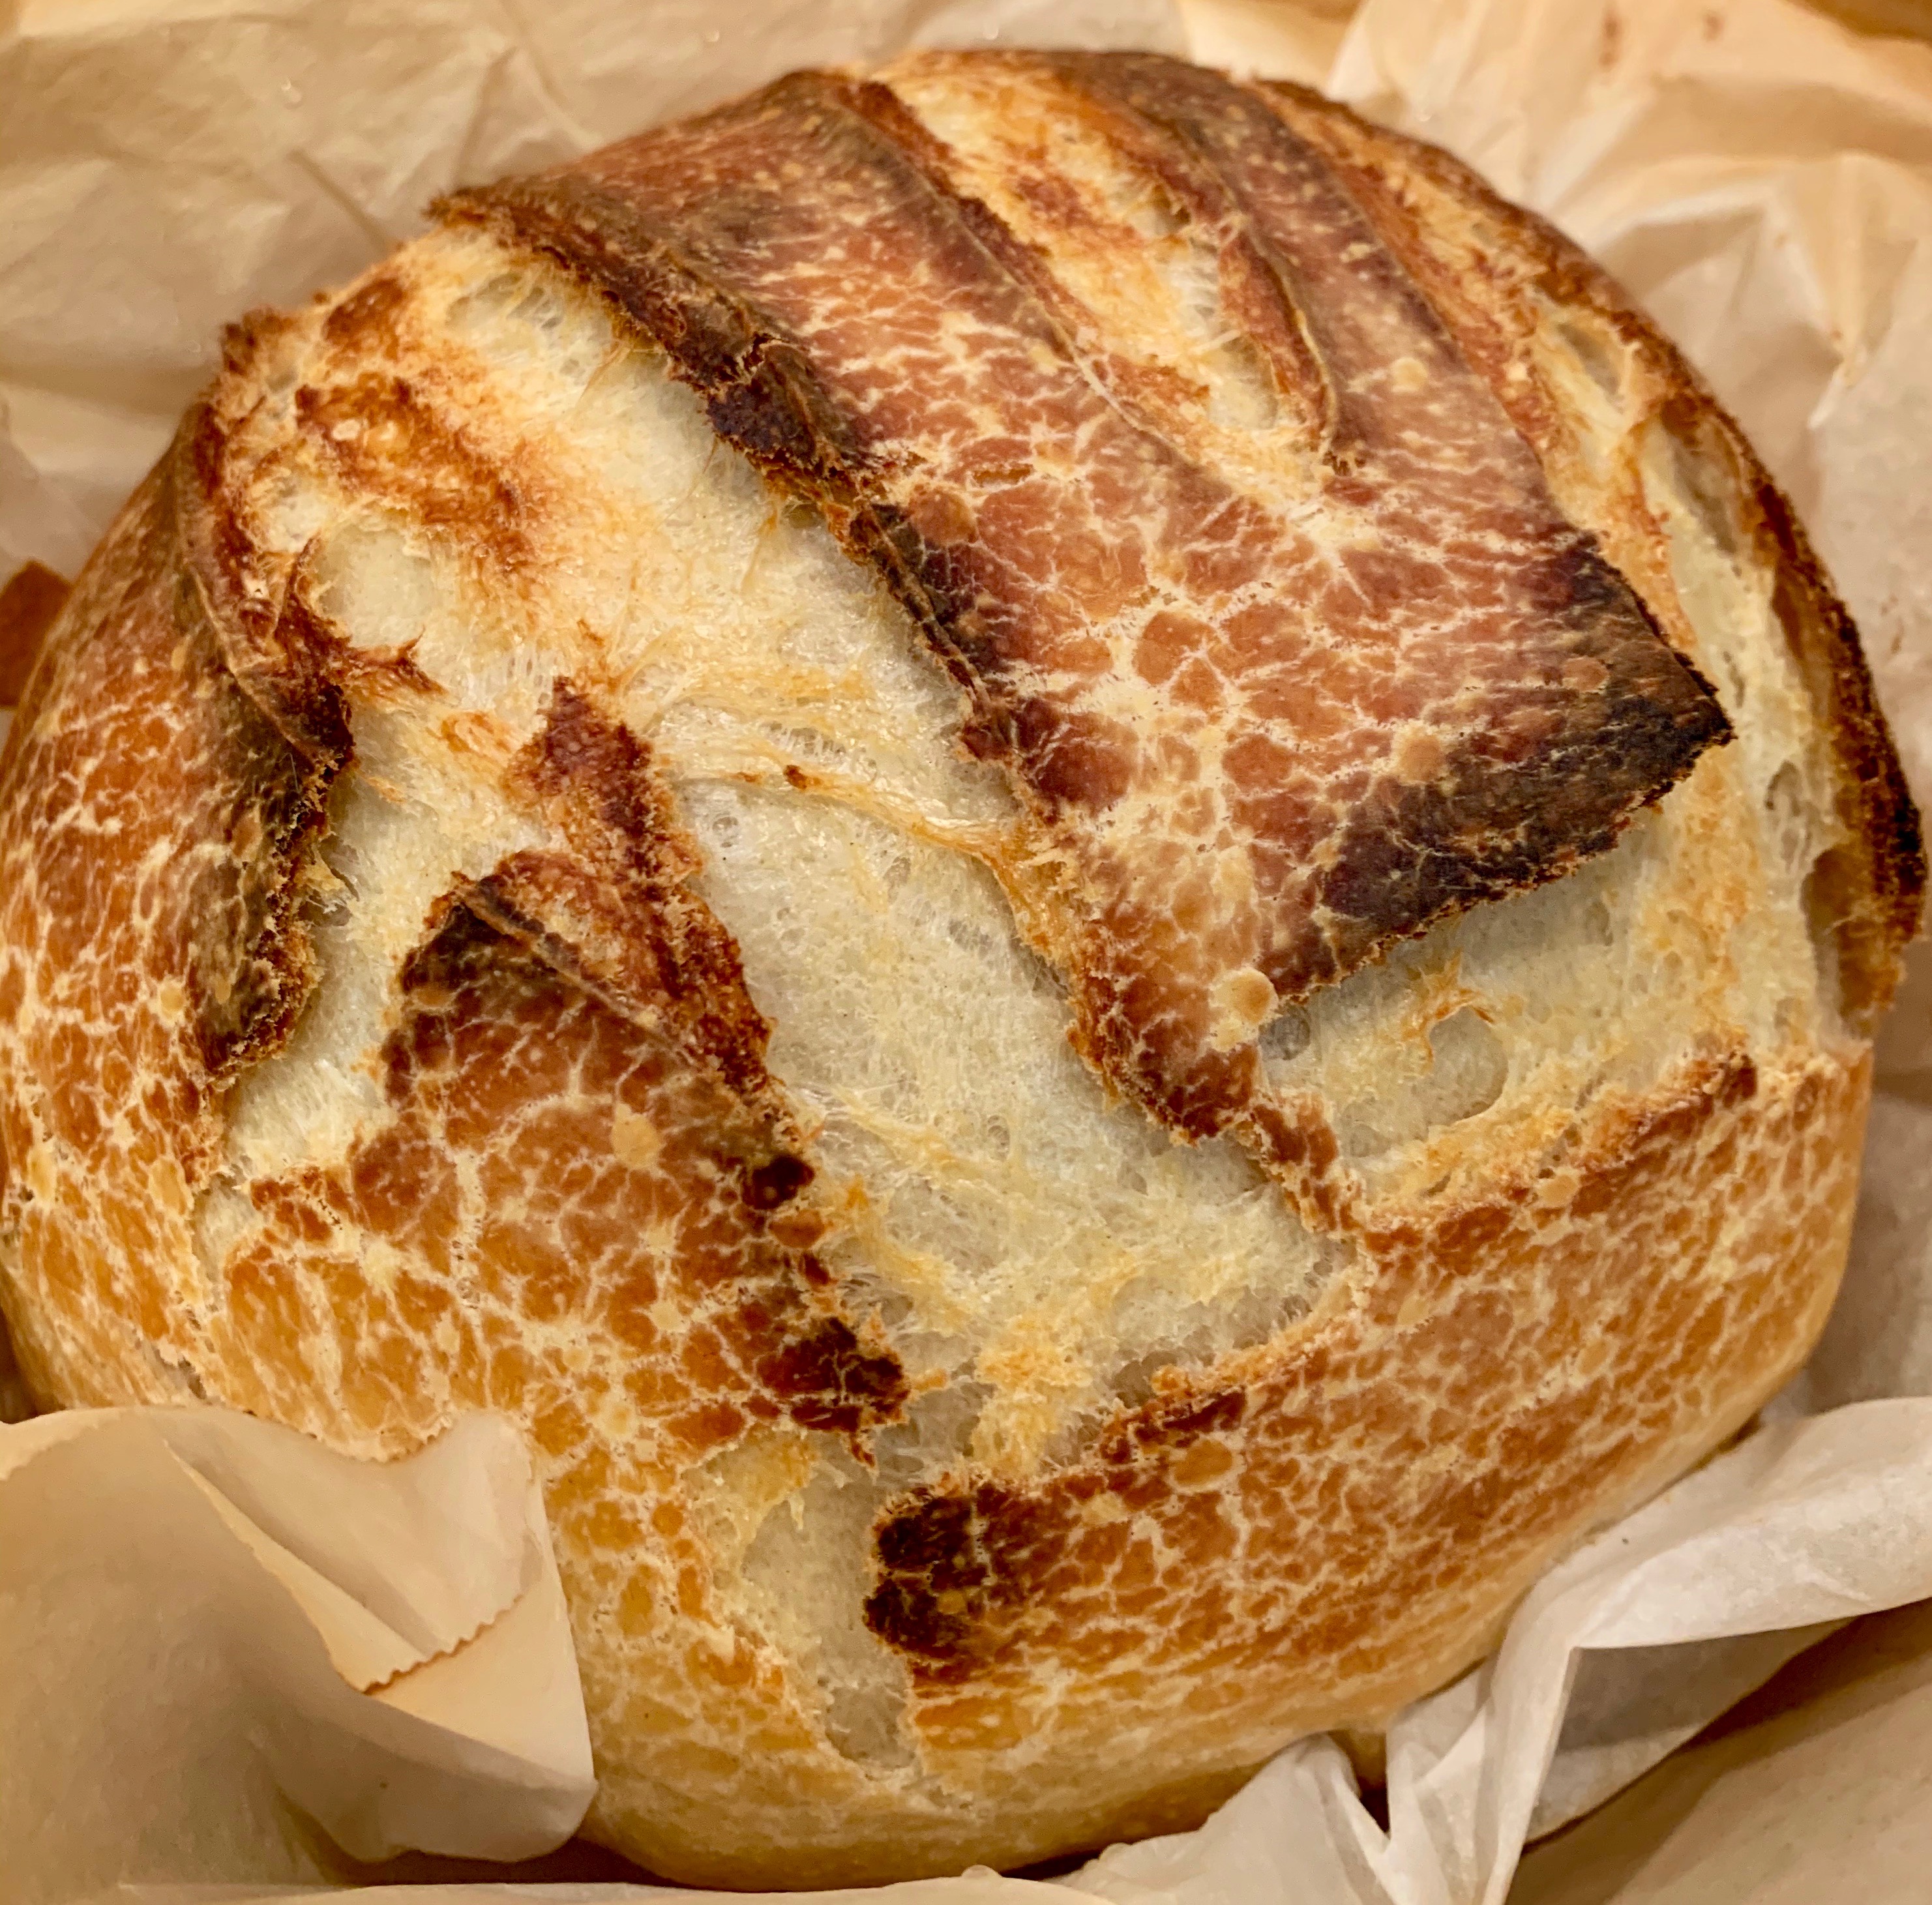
[0,50,1919,1887]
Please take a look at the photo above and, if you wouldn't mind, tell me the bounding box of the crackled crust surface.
[0,49,1921,1888]
[446,57,1731,1140]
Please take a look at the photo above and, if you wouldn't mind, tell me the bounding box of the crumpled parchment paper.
[0,1408,592,1905]
[3,1,1931,1900]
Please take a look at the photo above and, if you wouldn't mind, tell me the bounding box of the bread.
[0,48,1920,1886]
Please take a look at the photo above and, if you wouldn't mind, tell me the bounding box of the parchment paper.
[3,1,1931,1901]
[0,1408,593,1905]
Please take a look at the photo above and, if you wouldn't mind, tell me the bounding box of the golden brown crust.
[846,1045,1868,1880]
[0,433,335,1400]
[0,49,1920,1889]
[210,861,906,1453]
[0,407,919,1868]
[0,416,342,1146]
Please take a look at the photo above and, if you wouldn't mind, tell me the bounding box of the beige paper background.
[3,0,1932,1900]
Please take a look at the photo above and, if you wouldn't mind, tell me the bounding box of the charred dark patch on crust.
[755,1312,907,1436]
[1264,78,1924,1022]
[745,1151,814,1208]
[517,675,702,878]
[1300,598,1734,988]
[867,1383,1248,1675]
[502,680,778,1101]
[170,410,351,1078]
[439,53,1730,1149]
[867,1485,1007,1676]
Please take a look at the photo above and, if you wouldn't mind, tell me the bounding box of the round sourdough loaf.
[0,50,1921,1887]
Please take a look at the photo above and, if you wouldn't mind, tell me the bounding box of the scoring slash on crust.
[209,676,912,1456]
[444,51,1732,1146]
